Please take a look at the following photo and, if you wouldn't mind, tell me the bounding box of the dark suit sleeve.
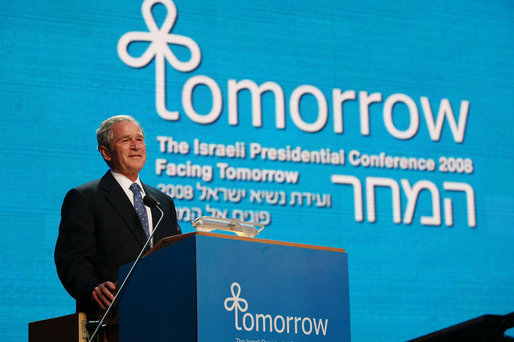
[54,188,101,308]
[162,192,181,235]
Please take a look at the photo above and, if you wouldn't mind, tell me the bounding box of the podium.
[28,313,88,342]
[118,232,350,341]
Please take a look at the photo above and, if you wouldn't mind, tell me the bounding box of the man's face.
[99,121,146,181]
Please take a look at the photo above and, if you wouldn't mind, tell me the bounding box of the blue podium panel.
[118,236,198,341]
[196,234,350,341]
[119,232,350,341]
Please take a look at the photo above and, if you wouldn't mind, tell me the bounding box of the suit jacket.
[54,171,181,313]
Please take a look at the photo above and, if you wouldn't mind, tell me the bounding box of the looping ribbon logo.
[224,282,248,314]
[117,0,201,120]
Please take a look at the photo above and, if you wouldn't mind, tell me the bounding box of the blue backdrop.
[1,0,513,340]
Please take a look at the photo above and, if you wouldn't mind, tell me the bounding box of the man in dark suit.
[54,115,181,314]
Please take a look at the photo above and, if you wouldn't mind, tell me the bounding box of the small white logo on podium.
[224,281,329,336]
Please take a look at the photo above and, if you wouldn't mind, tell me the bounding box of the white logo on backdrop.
[223,282,329,336]
[118,0,201,120]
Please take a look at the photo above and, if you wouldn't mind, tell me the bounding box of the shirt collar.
[110,170,145,195]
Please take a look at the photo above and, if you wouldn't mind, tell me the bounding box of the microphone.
[143,194,159,208]
[88,194,164,342]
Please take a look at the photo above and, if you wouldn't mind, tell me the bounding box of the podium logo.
[118,0,201,121]
[224,282,329,336]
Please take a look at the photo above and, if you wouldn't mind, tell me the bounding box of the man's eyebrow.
[117,132,144,140]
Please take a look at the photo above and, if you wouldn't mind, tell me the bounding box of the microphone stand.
[88,199,163,342]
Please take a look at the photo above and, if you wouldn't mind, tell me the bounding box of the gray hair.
[96,115,144,149]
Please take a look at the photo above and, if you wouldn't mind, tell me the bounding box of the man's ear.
[98,145,111,162]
